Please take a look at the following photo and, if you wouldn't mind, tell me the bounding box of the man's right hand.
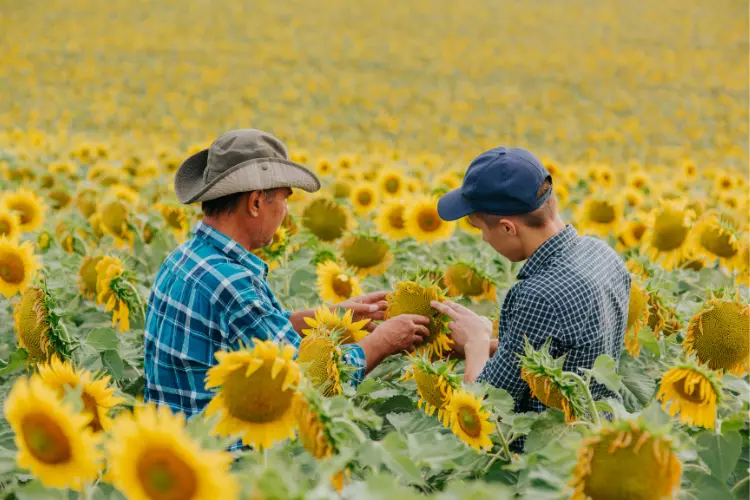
[358,314,430,373]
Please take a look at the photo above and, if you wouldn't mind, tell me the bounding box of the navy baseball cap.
[437,147,552,221]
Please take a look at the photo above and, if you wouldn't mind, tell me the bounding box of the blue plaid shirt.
[478,225,630,413]
[144,222,366,418]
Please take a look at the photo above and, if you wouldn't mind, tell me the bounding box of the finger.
[358,291,389,303]
[399,314,430,325]
[411,335,424,345]
[364,321,378,332]
[412,324,430,337]
[429,300,458,319]
[345,302,380,314]
[367,311,386,321]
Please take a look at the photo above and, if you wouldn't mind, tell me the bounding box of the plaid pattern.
[144,221,366,420]
[478,225,630,413]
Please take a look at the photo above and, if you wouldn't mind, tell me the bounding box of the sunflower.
[48,187,73,211]
[616,217,648,251]
[38,357,123,432]
[377,168,405,198]
[680,159,698,181]
[0,209,21,241]
[205,340,301,449]
[518,339,584,423]
[4,376,102,491]
[444,389,494,450]
[79,256,103,299]
[442,261,496,302]
[0,238,40,298]
[316,157,333,176]
[570,419,682,500]
[75,187,98,218]
[97,199,135,248]
[2,189,46,232]
[624,278,650,357]
[404,197,456,243]
[626,257,652,281]
[107,404,239,500]
[339,233,393,277]
[640,200,695,271]
[302,304,370,344]
[657,359,722,429]
[376,200,409,240]
[14,284,71,363]
[575,196,623,237]
[302,197,350,242]
[316,261,363,305]
[690,212,744,271]
[108,184,140,206]
[432,171,461,191]
[386,280,452,357]
[713,170,736,193]
[297,333,344,396]
[683,293,749,375]
[96,256,136,332]
[159,203,190,240]
[620,187,646,210]
[400,353,460,426]
[646,289,681,339]
[350,183,379,215]
[626,171,651,193]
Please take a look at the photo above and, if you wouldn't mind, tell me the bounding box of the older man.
[144,129,429,419]
[430,147,630,415]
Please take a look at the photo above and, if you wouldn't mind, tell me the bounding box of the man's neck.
[522,216,566,259]
[202,216,255,252]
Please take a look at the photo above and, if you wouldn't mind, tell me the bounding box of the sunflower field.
[0,0,748,498]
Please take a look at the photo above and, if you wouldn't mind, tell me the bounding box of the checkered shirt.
[144,221,366,422]
[478,225,631,414]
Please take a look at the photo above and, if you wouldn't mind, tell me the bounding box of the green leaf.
[0,348,28,376]
[15,479,68,500]
[681,470,734,500]
[101,349,125,380]
[637,326,660,355]
[86,327,120,351]
[589,354,621,392]
[619,355,656,411]
[523,410,570,454]
[722,374,750,402]
[372,395,414,415]
[697,431,743,482]
[62,384,84,413]
[485,386,515,416]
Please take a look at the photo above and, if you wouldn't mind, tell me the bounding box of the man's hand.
[358,314,430,372]
[336,291,389,331]
[430,300,492,382]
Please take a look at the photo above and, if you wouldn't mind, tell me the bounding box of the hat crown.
[462,147,545,201]
[205,129,289,182]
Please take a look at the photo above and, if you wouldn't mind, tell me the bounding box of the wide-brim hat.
[174,128,321,204]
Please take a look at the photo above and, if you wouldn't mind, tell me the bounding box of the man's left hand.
[336,291,389,331]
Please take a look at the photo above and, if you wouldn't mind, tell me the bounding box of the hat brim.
[437,189,475,221]
[174,150,321,204]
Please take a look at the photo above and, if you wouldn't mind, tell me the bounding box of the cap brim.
[437,189,475,221]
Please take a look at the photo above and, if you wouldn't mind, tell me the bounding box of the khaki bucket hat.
[174,129,321,204]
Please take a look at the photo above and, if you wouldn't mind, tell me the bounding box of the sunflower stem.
[120,280,147,319]
[731,475,749,493]
[564,372,601,427]
[482,420,512,473]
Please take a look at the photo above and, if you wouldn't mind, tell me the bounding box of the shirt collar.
[193,221,269,277]
[517,225,578,280]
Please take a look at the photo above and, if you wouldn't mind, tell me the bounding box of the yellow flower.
[442,261,496,302]
[683,293,749,375]
[2,189,46,233]
[107,404,239,500]
[14,285,70,363]
[624,278,650,357]
[297,333,343,396]
[626,171,651,192]
[640,200,695,271]
[4,376,102,491]
[38,357,124,432]
[316,157,333,176]
[616,217,648,251]
[404,197,456,243]
[339,233,393,277]
[386,281,452,358]
[350,182,379,214]
[79,256,104,299]
[302,304,370,344]
[444,389,494,450]
[301,197,350,242]
[376,199,409,240]
[575,196,623,237]
[95,256,132,332]
[377,168,406,198]
[570,419,682,500]
[0,208,21,241]
[401,354,459,426]
[690,212,744,271]
[205,340,300,449]
[158,203,190,240]
[97,199,135,248]
[657,362,721,429]
[74,187,98,218]
[316,261,363,305]
[0,238,40,298]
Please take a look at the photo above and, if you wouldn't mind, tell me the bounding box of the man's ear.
[246,191,262,217]
[499,218,517,235]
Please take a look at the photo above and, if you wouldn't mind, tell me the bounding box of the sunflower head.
[404,197,456,243]
[657,357,722,429]
[302,197,350,242]
[616,217,648,251]
[684,292,749,375]
[14,282,71,363]
[205,340,301,449]
[0,209,21,241]
[625,278,650,357]
[159,203,190,239]
[646,288,682,339]
[293,391,335,460]
[641,199,696,271]
[38,357,124,432]
[79,256,104,299]
[386,280,452,357]
[376,199,408,240]
[339,232,393,277]
[576,196,623,237]
[690,211,743,271]
[570,419,682,500]
[445,388,495,450]
[316,261,364,305]
[2,188,46,232]
[97,199,135,248]
[297,332,345,397]
[442,261,496,302]
[4,375,102,491]
[377,168,405,198]
[302,304,370,344]
[350,182,379,214]
[107,403,238,500]
[401,352,460,425]
[518,339,583,422]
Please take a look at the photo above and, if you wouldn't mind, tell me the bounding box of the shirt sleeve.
[477,290,561,411]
